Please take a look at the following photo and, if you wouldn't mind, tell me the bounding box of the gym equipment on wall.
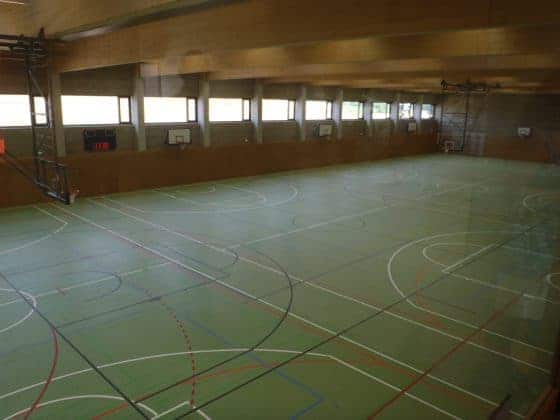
[0,29,77,204]
[83,129,117,152]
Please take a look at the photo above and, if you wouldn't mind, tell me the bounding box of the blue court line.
[179,309,326,419]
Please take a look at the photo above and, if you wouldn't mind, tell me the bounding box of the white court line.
[85,199,525,416]
[157,184,268,209]
[97,188,554,358]
[522,192,560,214]
[104,184,299,215]
[229,204,393,249]
[546,273,560,292]
[442,244,497,274]
[229,181,486,249]
[0,263,171,309]
[503,245,560,261]
[423,243,559,307]
[52,205,216,282]
[0,206,67,257]
[3,395,159,420]
[389,230,555,363]
[0,289,37,334]
[153,189,211,207]
[0,348,465,419]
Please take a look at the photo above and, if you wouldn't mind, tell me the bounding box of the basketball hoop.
[444,140,455,153]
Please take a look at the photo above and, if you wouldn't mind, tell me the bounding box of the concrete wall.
[263,122,299,143]
[147,124,202,149]
[65,126,136,154]
[14,65,560,165]
[264,84,300,99]
[61,65,134,96]
[2,66,445,155]
[343,120,368,138]
[210,122,254,147]
[144,74,199,97]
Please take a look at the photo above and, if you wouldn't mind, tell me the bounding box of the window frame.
[243,98,251,121]
[421,103,435,120]
[305,100,334,121]
[209,97,252,123]
[372,102,391,120]
[61,95,133,126]
[341,101,365,121]
[187,97,198,122]
[0,95,30,128]
[33,96,48,126]
[118,96,131,124]
[144,96,199,125]
[262,98,297,122]
[398,102,415,120]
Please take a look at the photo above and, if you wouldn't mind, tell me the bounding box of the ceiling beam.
[203,54,560,81]
[54,0,560,72]
[0,3,27,36]
[265,68,560,86]
[139,24,560,79]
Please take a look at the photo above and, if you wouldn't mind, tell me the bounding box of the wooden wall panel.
[0,134,437,208]
[481,136,558,162]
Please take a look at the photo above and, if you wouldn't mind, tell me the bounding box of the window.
[34,97,48,125]
[62,96,131,125]
[188,98,197,122]
[144,97,196,124]
[306,100,333,120]
[398,103,415,120]
[0,95,31,127]
[243,99,251,121]
[209,98,251,122]
[262,99,296,121]
[421,104,435,120]
[372,102,391,120]
[119,97,131,124]
[342,101,364,120]
[0,95,50,127]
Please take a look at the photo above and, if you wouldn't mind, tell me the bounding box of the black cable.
[0,271,150,419]
[173,222,539,419]
[134,246,295,404]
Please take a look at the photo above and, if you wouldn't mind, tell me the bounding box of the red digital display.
[94,142,111,152]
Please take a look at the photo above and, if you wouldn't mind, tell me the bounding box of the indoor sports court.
[1,2,560,419]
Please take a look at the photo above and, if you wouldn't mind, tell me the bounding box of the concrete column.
[132,65,146,151]
[416,94,424,133]
[296,85,307,141]
[364,89,374,139]
[252,80,263,144]
[333,87,344,140]
[390,92,401,136]
[48,71,66,158]
[198,77,211,147]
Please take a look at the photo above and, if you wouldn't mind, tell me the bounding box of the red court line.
[322,283,544,368]
[414,264,444,328]
[22,326,59,420]
[93,358,338,419]
[216,281,492,412]
[367,292,524,419]
[159,300,198,407]
[54,207,493,414]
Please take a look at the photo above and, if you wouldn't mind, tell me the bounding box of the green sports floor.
[1,154,560,420]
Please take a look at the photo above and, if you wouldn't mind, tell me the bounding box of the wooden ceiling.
[4,0,560,93]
